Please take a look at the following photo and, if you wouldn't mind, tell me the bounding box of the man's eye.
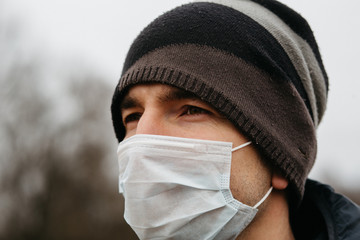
[123,113,142,124]
[183,106,210,116]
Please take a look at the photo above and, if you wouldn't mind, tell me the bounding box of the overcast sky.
[2,0,360,190]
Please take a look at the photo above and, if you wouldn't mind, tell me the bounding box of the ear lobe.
[272,172,288,190]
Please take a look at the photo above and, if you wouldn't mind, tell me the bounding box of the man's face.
[120,83,271,207]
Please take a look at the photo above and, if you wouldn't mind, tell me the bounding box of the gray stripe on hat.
[195,0,327,127]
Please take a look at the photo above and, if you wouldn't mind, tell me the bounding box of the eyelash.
[181,105,210,116]
[123,112,142,124]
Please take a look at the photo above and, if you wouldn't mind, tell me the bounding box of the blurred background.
[0,0,359,239]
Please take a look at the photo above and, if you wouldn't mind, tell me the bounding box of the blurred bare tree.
[0,12,137,240]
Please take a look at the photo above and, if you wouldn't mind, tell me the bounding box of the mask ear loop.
[231,141,252,152]
[253,186,273,209]
[231,141,273,209]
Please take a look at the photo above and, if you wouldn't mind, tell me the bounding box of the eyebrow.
[157,87,199,103]
[120,87,200,111]
[120,96,139,111]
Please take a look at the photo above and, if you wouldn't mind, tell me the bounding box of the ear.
[272,171,288,190]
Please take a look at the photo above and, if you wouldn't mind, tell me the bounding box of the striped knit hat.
[111,0,328,205]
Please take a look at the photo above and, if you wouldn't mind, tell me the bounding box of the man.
[111,0,360,239]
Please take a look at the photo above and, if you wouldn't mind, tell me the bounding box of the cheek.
[177,118,247,143]
[229,148,272,206]
[176,124,234,142]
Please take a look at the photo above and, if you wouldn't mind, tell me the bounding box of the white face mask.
[117,134,273,240]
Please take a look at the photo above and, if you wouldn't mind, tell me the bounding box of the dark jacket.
[291,179,360,240]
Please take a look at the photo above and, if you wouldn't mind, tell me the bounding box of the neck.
[237,190,295,240]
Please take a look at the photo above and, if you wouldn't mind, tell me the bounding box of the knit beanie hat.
[111,0,328,205]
